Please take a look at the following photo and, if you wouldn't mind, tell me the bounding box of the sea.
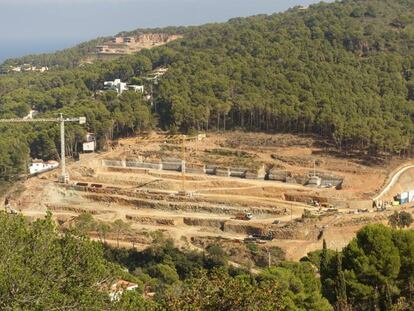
[0,39,82,64]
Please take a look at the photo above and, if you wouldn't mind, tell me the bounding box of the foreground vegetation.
[1,0,414,180]
[0,211,413,310]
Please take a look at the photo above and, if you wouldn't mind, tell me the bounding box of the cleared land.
[5,132,414,262]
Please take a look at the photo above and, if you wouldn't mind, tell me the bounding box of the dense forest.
[1,0,414,180]
[1,211,413,310]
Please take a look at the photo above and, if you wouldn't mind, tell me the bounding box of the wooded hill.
[1,0,414,180]
[1,211,414,310]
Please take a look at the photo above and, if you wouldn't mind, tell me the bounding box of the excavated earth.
[6,133,414,262]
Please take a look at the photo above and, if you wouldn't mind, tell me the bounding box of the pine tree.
[371,286,381,311]
[320,239,330,298]
[334,252,349,311]
[382,283,393,311]
[320,240,328,275]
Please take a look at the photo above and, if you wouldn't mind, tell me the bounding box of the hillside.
[0,37,109,69]
[1,0,414,180]
[0,27,188,70]
[154,0,414,154]
[4,211,414,310]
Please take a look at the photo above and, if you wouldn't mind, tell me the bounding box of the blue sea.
[0,39,83,64]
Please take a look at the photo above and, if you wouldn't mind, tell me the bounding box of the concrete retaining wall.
[205,165,217,175]
[126,161,162,170]
[101,157,342,190]
[162,162,182,171]
[216,168,230,177]
[186,167,205,174]
[268,170,287,182]
[246,169,266,180]
[230,168,247,178]
[102,159,124,167]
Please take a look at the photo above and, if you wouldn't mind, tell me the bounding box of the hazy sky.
[0,0,326,61]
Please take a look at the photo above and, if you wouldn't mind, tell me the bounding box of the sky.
[0,0,326,62]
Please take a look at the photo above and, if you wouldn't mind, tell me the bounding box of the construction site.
[96,33,182,55]
[4,131,414,262]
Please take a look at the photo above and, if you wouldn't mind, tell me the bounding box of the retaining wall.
[186,167,205,174]
[162,162,182,171]
[205,165,217,175]
[126,161,162,170]
[268,170,287,182]
[101,158,343,190]
[102,159,124,167]
[246,170,266,180]
[216,168,230,177]
[229,168,247,178]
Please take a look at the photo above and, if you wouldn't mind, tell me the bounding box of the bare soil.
[6,132,414,264]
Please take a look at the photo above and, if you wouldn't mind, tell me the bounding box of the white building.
[23,110,40,120]
[103,79,144,95]
[29,159,59,175]
[109,280,139,301]
[104,79,128,94]
[9,65,48,73]
[128,85,144,93]
[83,133,96,152]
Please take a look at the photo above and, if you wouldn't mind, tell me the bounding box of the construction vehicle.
[252,233,274,241]
[235,213,253,221]
[321,202,334,209]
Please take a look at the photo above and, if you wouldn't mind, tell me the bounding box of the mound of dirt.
[183,217,225,229]
[126,214,176,226]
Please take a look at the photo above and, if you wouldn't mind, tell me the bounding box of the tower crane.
[0,113,86,183]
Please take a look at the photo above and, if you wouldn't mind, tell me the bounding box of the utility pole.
[59,114,67,183]
[144,76,158,113]
[267,247,271,268]
[181,135,186,194]
[150,83,154,110]
[0,114,86,183]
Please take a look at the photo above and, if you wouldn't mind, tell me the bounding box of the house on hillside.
[104,79,128,94]
[23,109,40,120]
[29,159,59,175]
[109,280,139,301]
[111,37,124,44]
[123,37,135,44]
[128,84,144,93]
[103,79,144,95]
[83,133,96,152]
